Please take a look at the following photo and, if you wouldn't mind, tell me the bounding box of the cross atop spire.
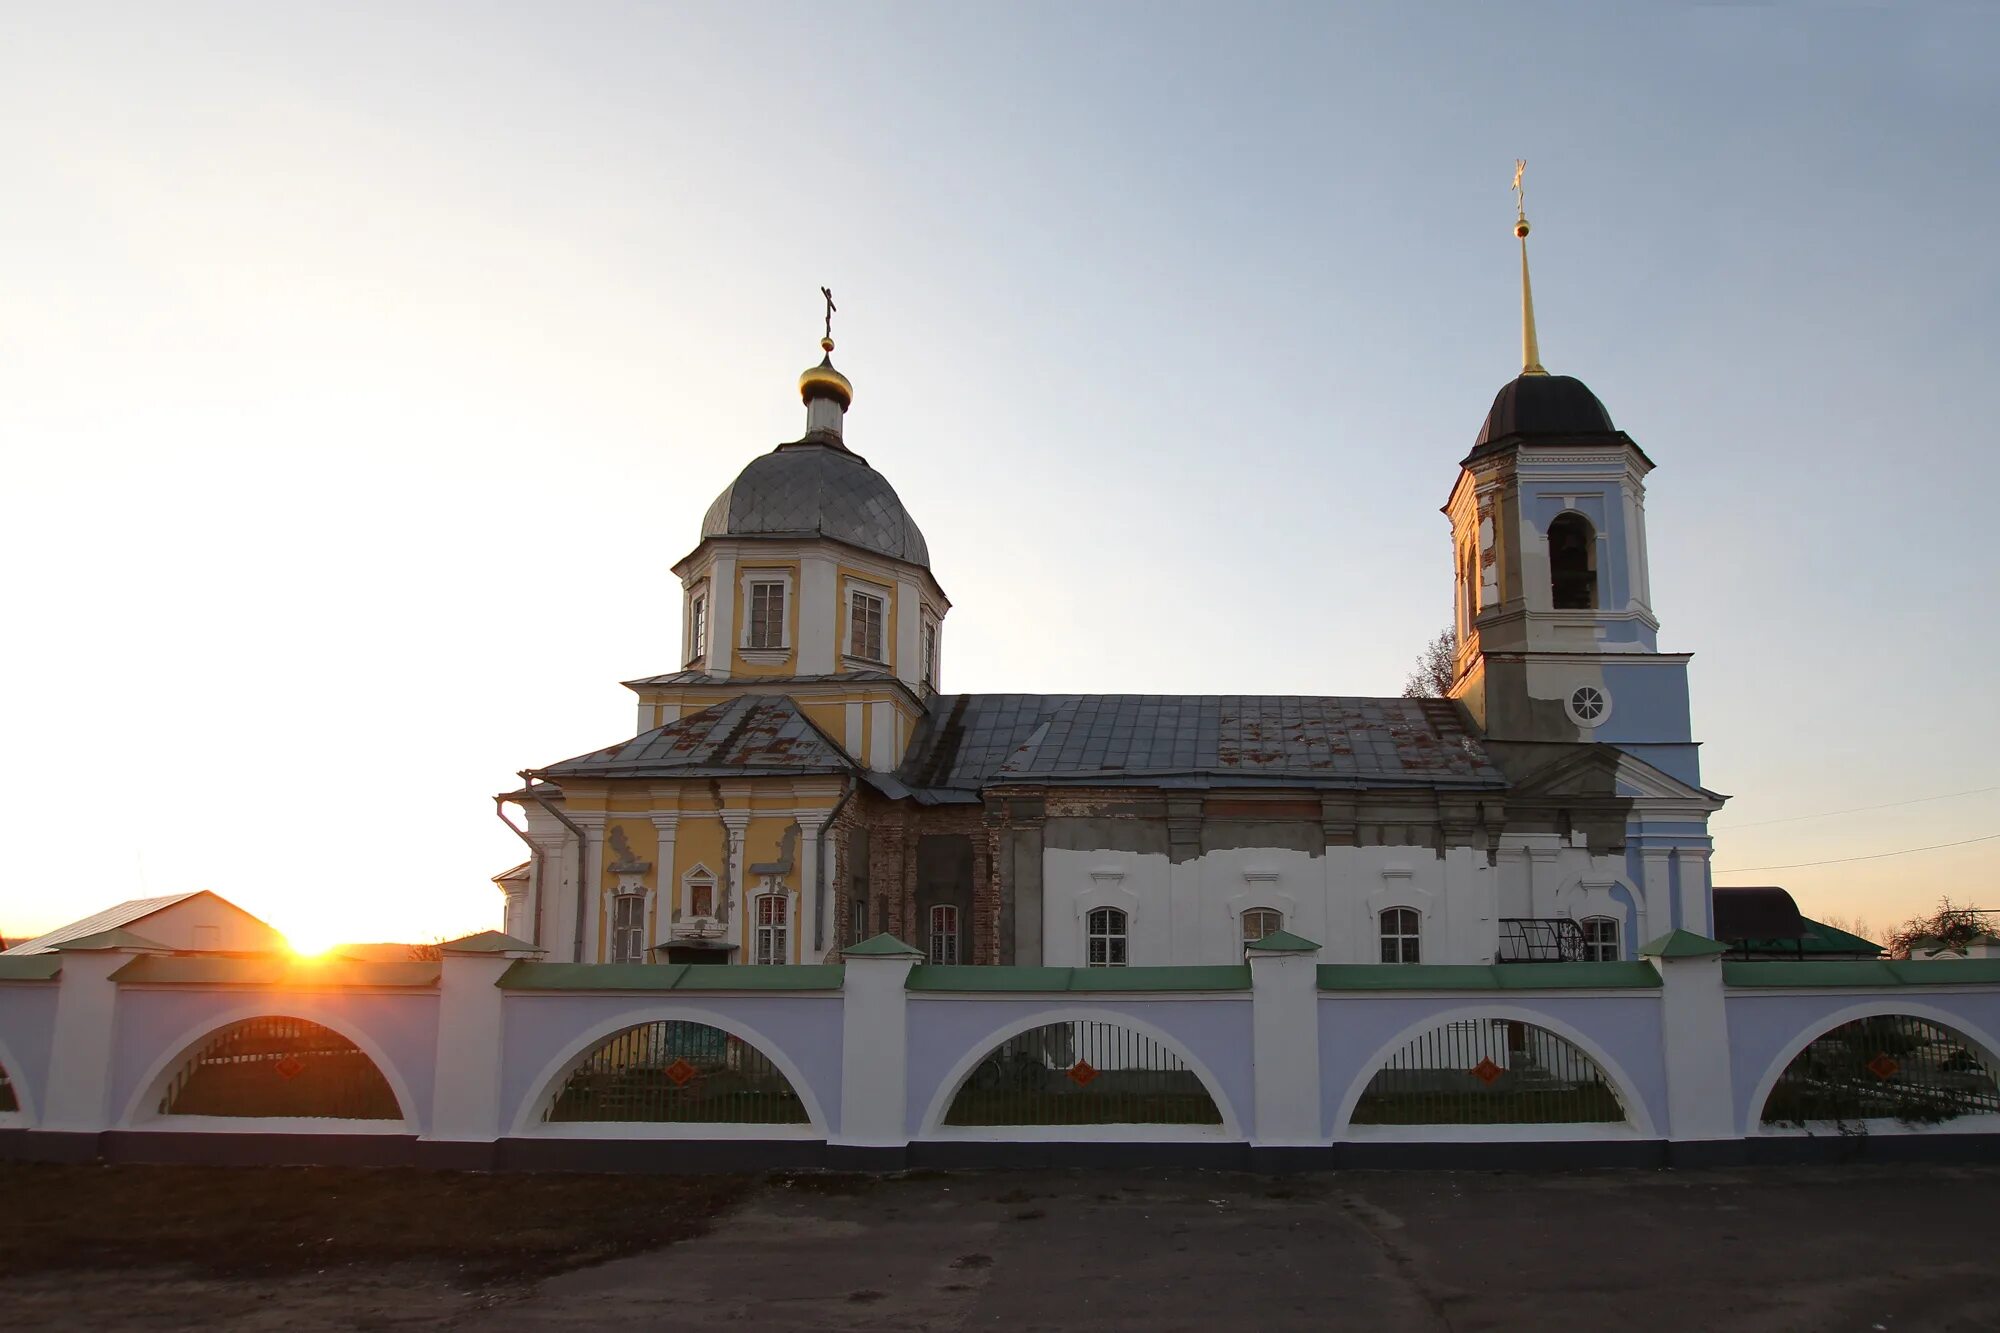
[820,286,837,350]
[1512,159,1547,377]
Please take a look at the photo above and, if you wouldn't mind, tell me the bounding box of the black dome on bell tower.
[1474,374,1615,448]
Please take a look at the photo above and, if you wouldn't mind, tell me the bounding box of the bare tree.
[1888,897,1993,959]
[1817,912,1876,945]
[1401,626,1458,698]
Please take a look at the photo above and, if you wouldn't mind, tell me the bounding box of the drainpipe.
[818,773,858,954]
[519,771,591,963]
[494,797,542,947]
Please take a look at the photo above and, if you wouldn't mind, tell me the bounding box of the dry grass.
[0,1162,749,1280]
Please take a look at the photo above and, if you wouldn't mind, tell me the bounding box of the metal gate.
[157,1016,402,1119]
[545,1021,808,1124]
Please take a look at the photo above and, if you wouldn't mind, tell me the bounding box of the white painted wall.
[126,897,287,954]
[1042,839,1642,966]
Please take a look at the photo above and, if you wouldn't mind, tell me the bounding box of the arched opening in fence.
[157,1016,402,1120]
[1350,1018,1627,1125]
[544,1020,808,1125]
[943,1019,1224,1127]
[1760,1014,2000,1127]
[0,1058,16,1114]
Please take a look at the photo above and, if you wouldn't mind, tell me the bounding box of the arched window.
[1380,908,1421,964]
[930,904,961,964]
[1241,908,1283,945]
[1548,512,1597,610]
[1086,907,1128,967]
[1580,916,1620,962]
[611,894,646,964]
[0,1059,16,1114]
[754,893,788,965]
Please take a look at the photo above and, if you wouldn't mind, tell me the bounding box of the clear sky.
[2,3,1995,951]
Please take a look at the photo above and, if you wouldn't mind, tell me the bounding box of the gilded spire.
[1511,159,1547,377]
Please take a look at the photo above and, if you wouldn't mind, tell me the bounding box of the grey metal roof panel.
[899,694,1503,792]
[701,438,930,568]
[533,696,856,780]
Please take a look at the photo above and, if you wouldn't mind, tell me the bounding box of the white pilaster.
[1648,945,1736,1141]
[720,810,751,941]
[1675,847,1713,936]
[41,947,139,1132]
[799,554,839,674]
[1248,939,1322,1146]
[868,700,895,771]
[893,576,923,689]
[834,942,922,1146]
[706,552,736,679]
[650,815,680,956]
[797,814,827,963]
[428,945,534,1142]
[575,816,606,964]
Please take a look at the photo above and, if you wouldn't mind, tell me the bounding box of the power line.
[1712,784,2000,831]
[1713,831,2000,874]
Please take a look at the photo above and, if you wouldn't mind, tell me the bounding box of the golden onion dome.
[798,336,853,410]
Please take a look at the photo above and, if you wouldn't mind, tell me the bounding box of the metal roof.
[533,695,855,780]
[700,436,930,567]
[4,892,231,956]
[899,693,1505,793]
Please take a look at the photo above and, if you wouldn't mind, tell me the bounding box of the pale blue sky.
[2,3,1995,947]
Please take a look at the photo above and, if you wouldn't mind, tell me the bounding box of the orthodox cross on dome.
[820,286,837,349]
[1510,158,1547,377]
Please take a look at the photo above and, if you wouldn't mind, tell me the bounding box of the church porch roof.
[530,695,855,781]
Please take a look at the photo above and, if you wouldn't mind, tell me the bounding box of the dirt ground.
[5,1161,1997,1331]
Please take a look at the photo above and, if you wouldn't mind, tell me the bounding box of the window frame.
[611,893,646,965]
[1086,906,1129,968]
[921,616,939,690]
[929,904,960,965]
[687,586,708,662]
[1379,907,1421,964]
[746,580,788,650]
[850,896,869,946]
[1580,915,1621,963]
[1546,510,1599,611]
[1241,907,1284,946]
[848,587,886,663]
[754,892,789,965]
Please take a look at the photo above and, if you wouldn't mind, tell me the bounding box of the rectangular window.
[851,896,869,945]
[688,592,707,660]
[1241,908,1282,945]
[1581,917,1620,962]
[929,904,960,965]
[1380,908,1421,964]
[849,590,884,661]
[921,620,938,689]
[612,895,646,965]
[748,581,786,649]
[755,893,788,965]
[1086,906,1128,967]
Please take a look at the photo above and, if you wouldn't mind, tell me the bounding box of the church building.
[495,198,1724,970]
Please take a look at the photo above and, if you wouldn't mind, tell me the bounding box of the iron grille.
[944,1021,1222,1126]
[545,1021,807,1124]
[157,1016,401,1119]
[1497,918,1588,963]
[1762,1014,2000,1126]
[1351,1019,1625,1125]
[0,1061,15,1114]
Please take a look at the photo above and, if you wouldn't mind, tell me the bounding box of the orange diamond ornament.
[1470,1057,1504,1086]
[275,1056,305,1081]
[1865,1053,1900,1081]
[1068,1060,1099,1087]
[664,1058,698,1087]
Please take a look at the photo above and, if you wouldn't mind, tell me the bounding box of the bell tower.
[1446,166,1700,789]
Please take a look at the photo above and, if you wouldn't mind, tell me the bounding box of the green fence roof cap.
[1640,929,1728,959]
[439,929,542,956]
[842,934,924,958]
[1245,929,1321,954]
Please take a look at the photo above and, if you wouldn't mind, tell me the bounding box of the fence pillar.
[42,932,168,1133]
[835,935,922,1147]
[1247,930,1323,1146]
[1642,929,1736,1141]
[428,932,542,1145]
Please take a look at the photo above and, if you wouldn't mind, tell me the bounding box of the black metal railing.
[545,1020,807,1125]
[158,1016,402,1119]
[1497,918,1588,963]
[1350,1019,1626,1125]
[944,1021,1223,1127]
[1762,1014,2000,1126]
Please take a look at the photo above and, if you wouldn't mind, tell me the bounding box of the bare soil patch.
[0,1162,749,1281]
